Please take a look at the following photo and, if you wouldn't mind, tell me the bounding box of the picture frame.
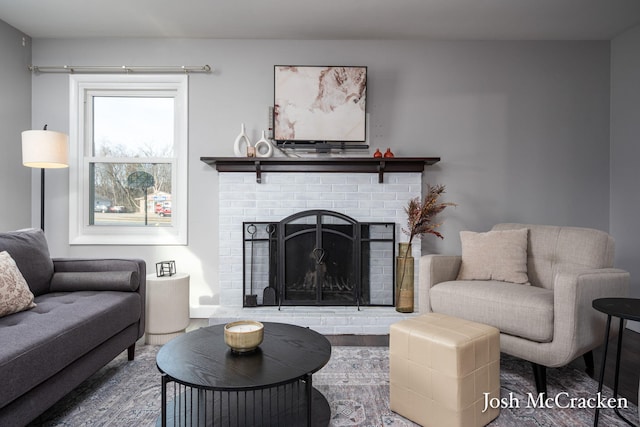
[273,65,367,144]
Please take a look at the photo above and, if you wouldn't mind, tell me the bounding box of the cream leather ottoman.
[390,313,500,427]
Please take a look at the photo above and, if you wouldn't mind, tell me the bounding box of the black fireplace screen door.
[242,210,395,308]
[278,210,360,306]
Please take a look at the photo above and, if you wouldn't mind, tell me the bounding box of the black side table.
[592,297,640,427]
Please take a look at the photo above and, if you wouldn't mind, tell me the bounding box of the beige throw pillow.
[0,251,36,317]
[457,228,530,284]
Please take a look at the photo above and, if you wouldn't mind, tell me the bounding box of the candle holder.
[224,320,264,353]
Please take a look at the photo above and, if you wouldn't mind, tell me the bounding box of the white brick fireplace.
[210,169,424,334]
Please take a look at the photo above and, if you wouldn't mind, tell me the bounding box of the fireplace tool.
[262,224,277,306]
[245,224,258,307]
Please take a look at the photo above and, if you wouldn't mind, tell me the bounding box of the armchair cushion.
[492,223,614,289]
[457,228,530,284]
[0,251,36,317]
[430,279,554,342]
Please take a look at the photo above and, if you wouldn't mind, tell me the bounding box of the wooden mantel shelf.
[200,156,440,183]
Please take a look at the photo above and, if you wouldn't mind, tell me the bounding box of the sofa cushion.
[0,291,141,408]
[0,251,36,317]
[430,280,554,342]
[50,271,140,292]
[457,228,529,284]
[0,229,53,297]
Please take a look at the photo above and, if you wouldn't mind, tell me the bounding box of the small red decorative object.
[373,148,382,158]
[384,148,395,158]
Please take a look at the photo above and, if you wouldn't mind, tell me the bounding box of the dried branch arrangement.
[402,184,456,245]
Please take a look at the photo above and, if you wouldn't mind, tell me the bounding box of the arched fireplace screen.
[242,210,395,308]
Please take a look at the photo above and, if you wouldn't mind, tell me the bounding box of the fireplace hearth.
[243,210,395,308]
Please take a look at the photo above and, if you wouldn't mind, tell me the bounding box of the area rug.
[30,345,638,426]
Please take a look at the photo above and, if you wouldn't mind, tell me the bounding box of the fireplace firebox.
[242,210,395,308]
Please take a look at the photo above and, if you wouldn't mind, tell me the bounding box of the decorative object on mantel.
[373,148,382,158]
[254,131,274,158]
[397,184,456,312]
[156,260,176,277]
[233,123,252,157]
[384,148,395,158]
[224,320,264,354]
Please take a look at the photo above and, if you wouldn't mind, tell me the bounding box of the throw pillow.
[457,228,530,284]
[0,251,36,317]
[0,229,54,297]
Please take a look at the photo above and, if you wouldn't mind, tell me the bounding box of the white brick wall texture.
[219,171,422,309]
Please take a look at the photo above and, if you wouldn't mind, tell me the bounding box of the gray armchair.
[419,223,629,394]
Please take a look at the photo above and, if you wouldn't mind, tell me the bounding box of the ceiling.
[1,0,640,41]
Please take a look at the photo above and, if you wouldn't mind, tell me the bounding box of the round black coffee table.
[592,297,640,427]
[156,322,332,426]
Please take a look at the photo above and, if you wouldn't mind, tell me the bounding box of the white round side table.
[145,272,190,345]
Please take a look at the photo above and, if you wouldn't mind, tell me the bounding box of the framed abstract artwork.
[273,65,367,145]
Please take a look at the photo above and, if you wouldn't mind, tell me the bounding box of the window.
[69,75,188,245]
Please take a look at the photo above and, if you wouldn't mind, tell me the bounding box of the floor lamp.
[21,126,69,231]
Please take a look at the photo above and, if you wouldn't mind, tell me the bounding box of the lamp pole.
[40,168,45,231]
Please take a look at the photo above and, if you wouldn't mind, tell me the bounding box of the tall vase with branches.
[396,184,456,312]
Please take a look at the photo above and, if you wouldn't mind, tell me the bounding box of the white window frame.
[69,74,188,245]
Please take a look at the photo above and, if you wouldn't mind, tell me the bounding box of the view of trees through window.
[90,96,175,226]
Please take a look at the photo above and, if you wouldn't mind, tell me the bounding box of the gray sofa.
[420,223,629,394]
[0,229,145,426]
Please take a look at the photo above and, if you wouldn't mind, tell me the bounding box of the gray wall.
[29,38,612,316]
[611,24,640,331]
[0,20,32,231]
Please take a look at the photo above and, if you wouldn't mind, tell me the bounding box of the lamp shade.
[22,130,69,169]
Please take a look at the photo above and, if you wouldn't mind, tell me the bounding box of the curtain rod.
[28,64,212,74]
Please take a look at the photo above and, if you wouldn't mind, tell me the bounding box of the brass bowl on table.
[224,320,264,353]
